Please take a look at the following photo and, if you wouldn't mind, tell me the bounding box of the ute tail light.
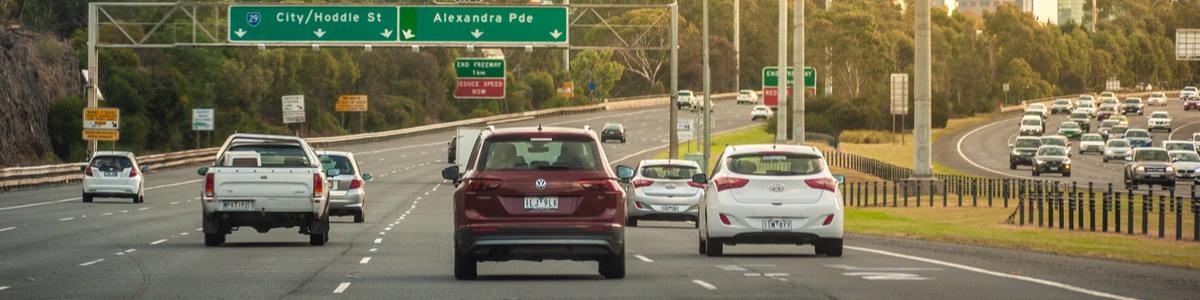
[348,179,363,190]
[718,213,732,225]
[713,177,749,191]
[204,173,215,198]
[84,166,93,177]
[313,174,324,198]
[578,179,619,192]
[631,179,655,188]
[129,167,138,177]
[805,178,838,193]
[463,178,501,192]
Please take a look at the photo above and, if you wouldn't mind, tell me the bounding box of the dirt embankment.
[0,27,81,167]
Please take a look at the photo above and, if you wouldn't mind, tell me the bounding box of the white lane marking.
[145,179,204,191]
[384,227,392,231]
[955,118,1036,178]
[58,217,74,221]
[716,265,747,271]
[180,232,189,236]
[137,207,150,211]
[369,248,378,252]
[360,257,372,264]
[101,212,113,216]
[150,239,168,245]
[169,201,180,205]
[846,246,1136,300]
[1167,120,1200,139]
[0,226,14,233]
[843,272,931,281]
[826,264,943,271]
[195,228,201,231]
[691,279,718,290]
[119,210,128,213]
[79,258,105,266]
[379,231,386,235]
[124,248,136,253]
[333,282,352,294]
[0,286,8,292]
[633,254,654,262]
[355,141,444,156]
[374,238,383,244]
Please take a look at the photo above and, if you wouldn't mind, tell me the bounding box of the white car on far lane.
[750,105,773,121]
[1147,111,1172,132]
[1078,134,1105,154]
[736,89,759,104]
[1147,92,1168,106]
[698,144,844,257]
[1163,141,1197,154]
[1182,86,1199,99]
[1168,151,1200,180]
[81,151,148,203]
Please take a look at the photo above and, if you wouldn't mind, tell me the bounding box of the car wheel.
[1165,184,1176,191]
[704,239,724,257]
[204,233,225,247]
[134,194,144,203]
[82,193,93,203]
[698,238,707,255]
[1032,170,1040,176]
[454,244,478,280]
[626,217,638,227]
[353,210,365,223]
[817,238,844,257]
[1009,162,1017,170]
[598,247,626,279]
[1064,172,1071,178]
[309,215,330,246]
[1103,157,1109,163]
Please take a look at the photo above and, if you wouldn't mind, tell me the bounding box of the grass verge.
[838,113,998,176]
[651,125,879,183]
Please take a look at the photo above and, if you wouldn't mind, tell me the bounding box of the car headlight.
[1063,159,1071,164]
[1035,159,1043,165]
[1166,166,1175,172]
[1137,166,1146,172]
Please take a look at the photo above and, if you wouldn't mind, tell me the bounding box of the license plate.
[1150,174,1162,178]
[104,171,118,177]
[220,200,254,211]
[523,197,559,210]
[1048,167,1058,171]
[660,205,682,212]
[762,218,792,231]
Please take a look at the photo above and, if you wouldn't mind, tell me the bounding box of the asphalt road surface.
[2,100,1198,299]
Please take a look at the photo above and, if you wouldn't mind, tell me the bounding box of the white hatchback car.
[625,159,704,227]
[736,89,759,104]
[697,144,844,257]
[750,105,773,121]
[81,151,148,203]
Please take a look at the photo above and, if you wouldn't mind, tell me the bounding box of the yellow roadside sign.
[82,129,119,141]
[558,82,575,98]
[335,95,368,112]
[83,107,120,130]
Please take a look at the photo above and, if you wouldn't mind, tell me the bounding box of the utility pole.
[669,2,680,159]
[775,0,788,142]
[703,0,712,172]
[87,3,99,157]
[563,0,570,73]
[733,0,740,92]
[913,0,933,178]
[1090,0,1097,32]
[793,0,804,144]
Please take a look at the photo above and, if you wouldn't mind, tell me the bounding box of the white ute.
[198,134,334,246]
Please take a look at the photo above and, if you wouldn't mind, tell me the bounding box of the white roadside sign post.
[677,118,694,154]
[890,74,909,145]
[192,108,214,148]
[1177,29,1200,61]
[281,95,306,136]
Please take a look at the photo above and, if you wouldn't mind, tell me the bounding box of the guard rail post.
[873,181,879,207]
[1056,185,1063,229]
[1089,182,1096,231]
[971,178,978,207]
[1017,182,1025,226]
[883,181,889,206]
[1068,189,1075,231]
[892,181,898,207]
[929,180,935,207]
[1142,193,1150,235]
[987,179,994,207]
[1193,197,1199,242]
[1170,188,1176,213]
[1038,183,1045,228]
[1159,195,1165,239]
[902,183,909,207]
[1003,179,1010,208]
[1176,196,1183,241]
[1127,189,1134,235]
[943,179,949,207]
[1102,188,1109,233]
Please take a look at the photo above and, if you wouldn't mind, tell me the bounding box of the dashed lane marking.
[137,207,150,211]
[58,217,74,221]
[0,226,14,233]
[79,259,105,267]
[374,238,383,244]
[0,286,8,292]
[333,282,351,294]
[633,254,654,263]
[691,279,718,290]
[369,248,378,252]
[170,201,179,205]
[360,257,372,264]
[846,246,1135,300]
[150,239,167,245]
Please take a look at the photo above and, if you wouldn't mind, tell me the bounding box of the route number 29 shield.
[246,12,261,27]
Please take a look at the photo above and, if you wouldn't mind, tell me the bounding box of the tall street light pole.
[775,0,788,142]
[913,0,933,178]
[793,0,805,144]
[669,2,679,159]
[733,0,740,92]
[702,0,712,172]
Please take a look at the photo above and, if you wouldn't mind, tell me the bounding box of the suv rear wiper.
[535,165,574,170]
[766,171,802,176]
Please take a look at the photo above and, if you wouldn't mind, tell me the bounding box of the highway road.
[942,95,1200,189]
[2,100,1198,299]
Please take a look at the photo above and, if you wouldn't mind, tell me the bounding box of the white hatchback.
[81,151,148,203]
[697,144,844,257]
[750,105,773,121]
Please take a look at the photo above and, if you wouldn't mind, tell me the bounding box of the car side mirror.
[326,168,341,177]
[692,173,707,184]
[362,173,373,181]
[196,167,209,176]
[615,165,635,182]
[140,166,150,173]
[834,175,846,184]
[441,166,461,181]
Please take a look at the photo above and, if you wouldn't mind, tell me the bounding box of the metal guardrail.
[0,92,735,190]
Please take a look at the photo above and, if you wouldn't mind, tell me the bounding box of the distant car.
[736,89,759,104]
[1124,129,1152,148]
[1097,120,1120,140]
[1018,116,1044,136]
[1068,111,1091,132]
[1103,139,1132,163]
[1109,125,1129,140]
[1147,92,1168,106]
[1100,97,1120,108]
[676,90,695,109]
[1163,141,1197,154]
[1184,96,1200,111]
[1168,151,1200,180]
[1032,146,1071,177]
[698,144,844,257]
[1124,148,1175,190]
[1077,94,1095,104]
[750,105,773,120]
[1026,103,1048,119]
[1147,111,1171,132]
[1100,91,1117,99]
[1009,136,1042,169]
[1041,135,1070,149]
[1050,99,1073,114]
[1181,86,1199,98]
[1057,121,1082,140]
[1079,134,1105,154]
[1120,97,1144,115]
[317,151,371,223]
[1110,115,1130,127]
[625,160,704,227]
[81,151,148,203]
[601,123,627,143]
[1095,106,1116,121]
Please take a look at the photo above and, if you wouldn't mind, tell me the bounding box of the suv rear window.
[480,138,600,171]
[640,165,697,179]
[1015,139,1041,147]
[90,156,132,170]
[226,145,311,167]
[726,153,823,176]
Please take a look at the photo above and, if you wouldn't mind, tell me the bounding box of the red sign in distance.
[454,78,506,99]
[762,87,817,108]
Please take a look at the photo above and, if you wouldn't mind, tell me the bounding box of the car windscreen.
[1135,150,1169,162]
[1054,100,1069,105]
[1060,122,1079,129]
[1165,143,1195,151]
[1015,139,1041,147]
[1082,135,1103,141]
[640,165,698,179]
[319,155,355,176]
[1070,113,1088,119]
[1100,121,1118,128]
[1123,99,1140,104]
[479,137,600,171]
[90,156,132,171]
[1038,147,1067,156]
[603,124,621,130]
[1152,113,1168,118]
[1107,140,1130,147]
[1125,131,1150,138]
[1029,104,1045,109]
[726,153,823,176]
[1021,119,1041,126]
[1041,138,1067,147]
[225,145,311,167]
[739,91,752,95]
[1171,152,1200,162]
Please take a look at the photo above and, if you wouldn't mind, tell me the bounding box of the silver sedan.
[624,159,704,227]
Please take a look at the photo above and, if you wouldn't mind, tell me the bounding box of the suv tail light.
[806,178,838,193]
[313,174,324,198]
[719,213,732,225]
[84,166,93,177]
[713,177,749,191]
[204,173,215,198]
[579,179,619,192]
[348,179,363,190]
[129,167,138,177]
[631,179,654,188]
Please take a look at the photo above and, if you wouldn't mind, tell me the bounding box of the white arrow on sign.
[402,29,415,39]
[234,28,247,38]
[313,28,326,38]
[549,29,563,39]
[470,29,483,39]
[381,29,393,38]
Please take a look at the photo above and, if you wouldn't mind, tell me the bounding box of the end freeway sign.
[228,5,398,43]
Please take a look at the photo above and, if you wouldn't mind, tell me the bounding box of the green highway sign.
[228,5,398,43]
[762,66,816,88]
[455,58,506,78]
[398,6,568,44]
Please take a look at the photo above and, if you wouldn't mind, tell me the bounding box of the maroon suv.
[441,126,635,280]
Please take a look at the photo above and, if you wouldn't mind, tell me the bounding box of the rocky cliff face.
[0,28,81,167]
